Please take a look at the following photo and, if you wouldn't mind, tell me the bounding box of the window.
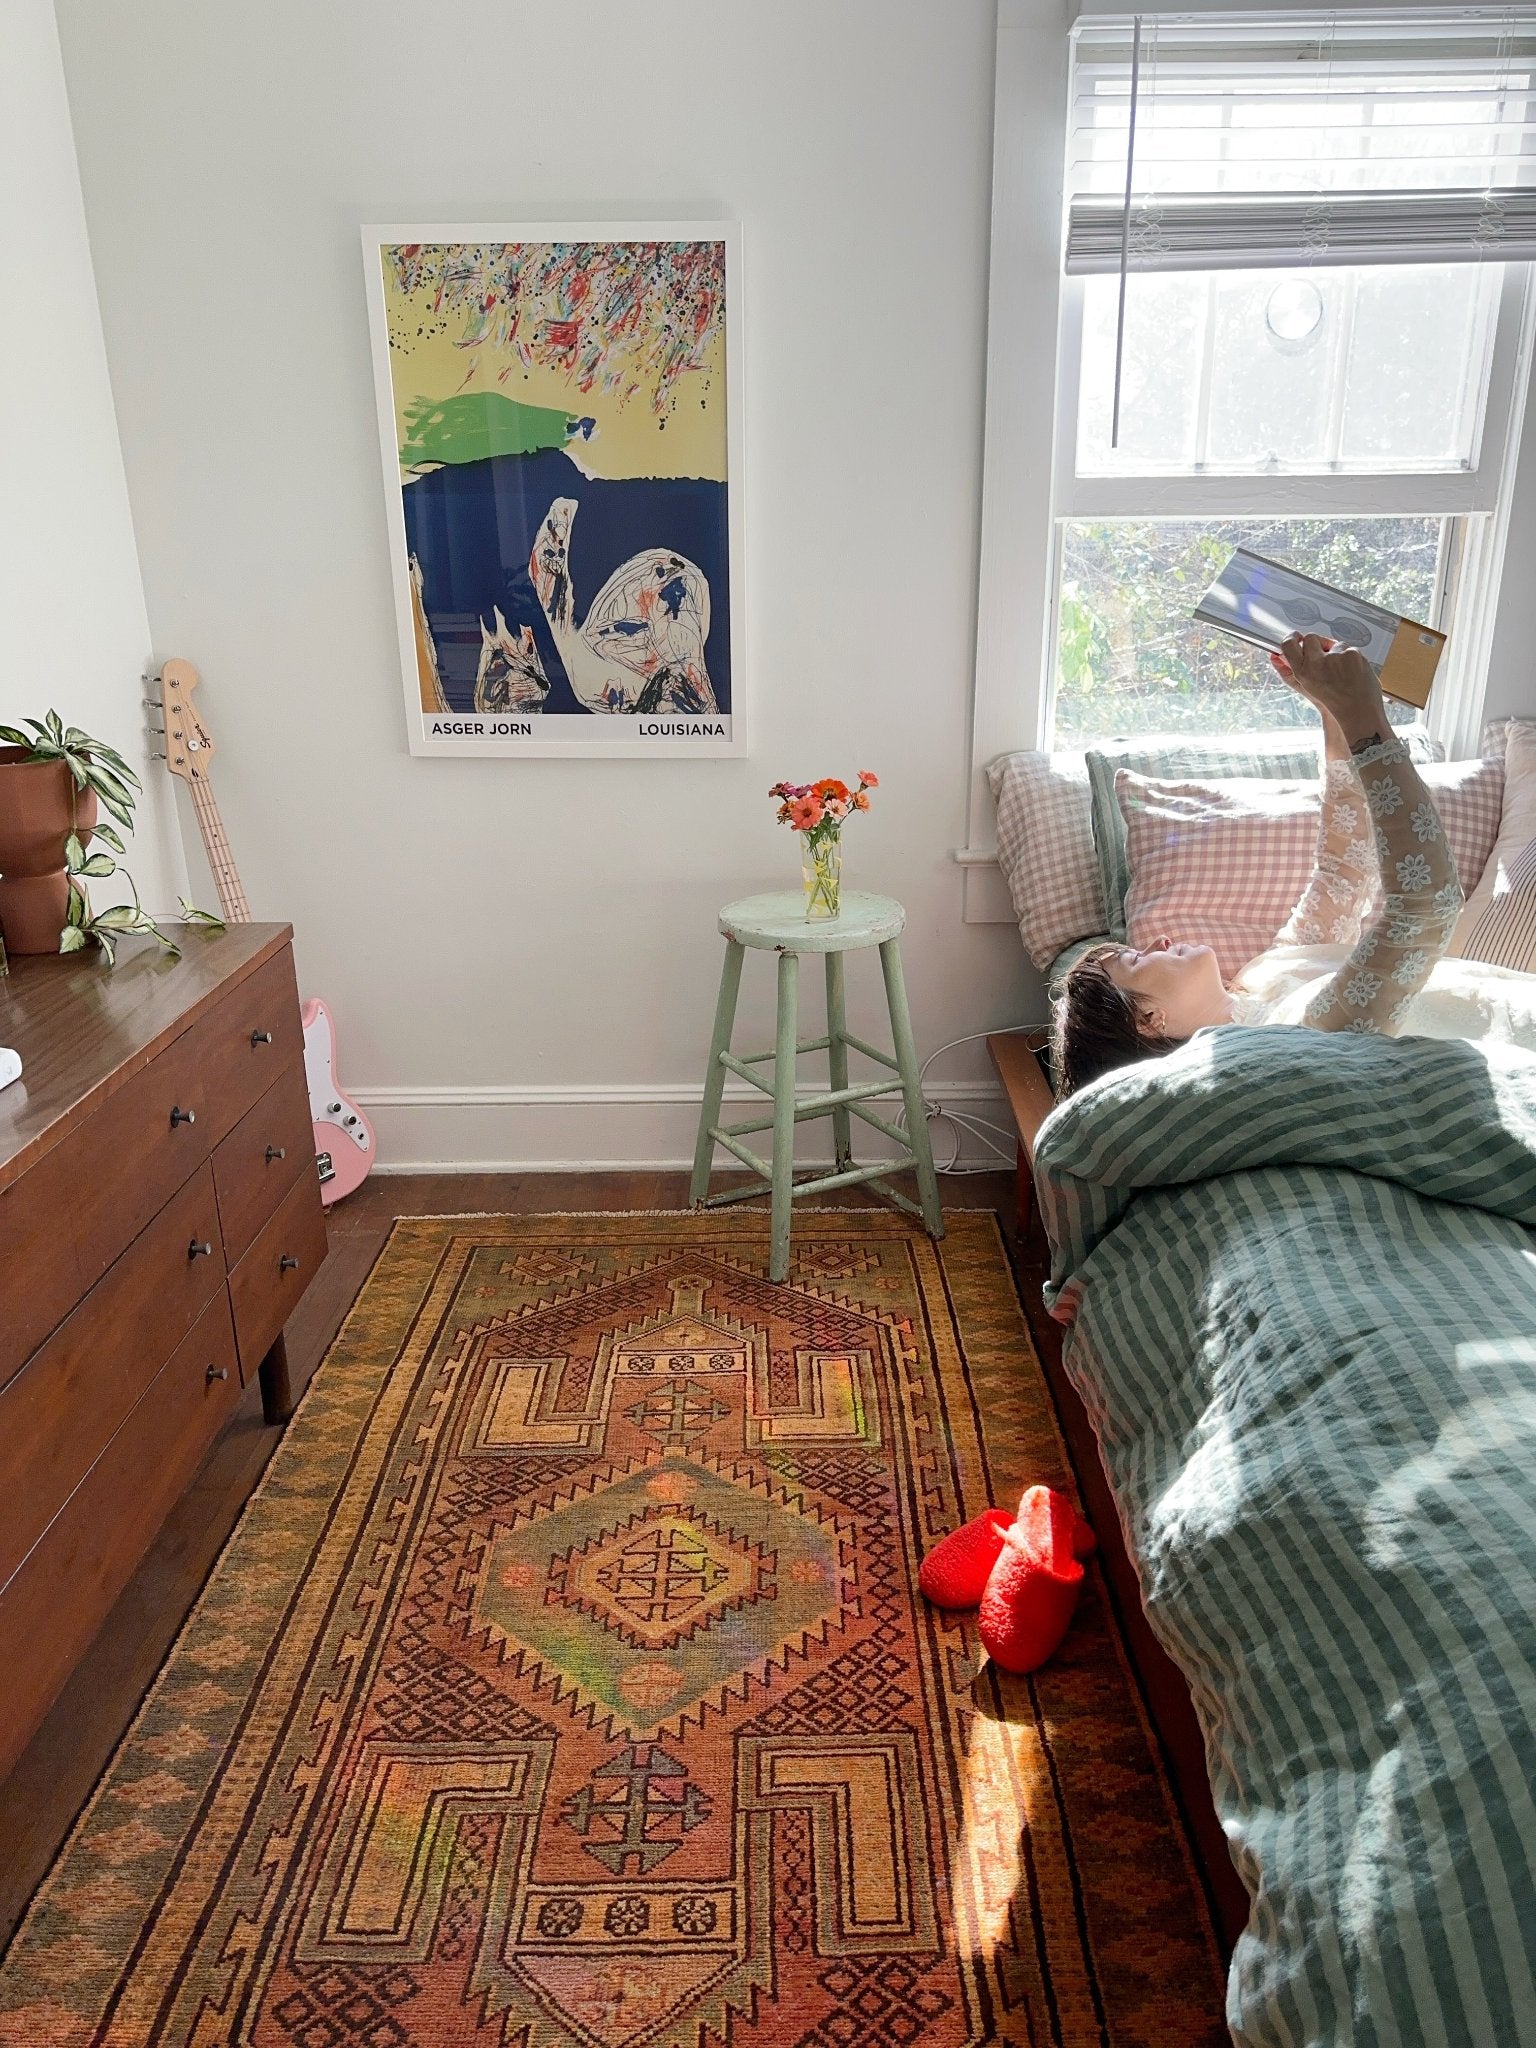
[1047,13,1536,749]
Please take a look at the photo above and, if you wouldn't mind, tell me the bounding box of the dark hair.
[1051,946,1184,1098]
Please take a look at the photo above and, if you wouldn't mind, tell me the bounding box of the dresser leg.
[259,1332,294,1426]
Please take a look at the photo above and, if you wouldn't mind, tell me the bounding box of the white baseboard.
[352,1080,1016,1174]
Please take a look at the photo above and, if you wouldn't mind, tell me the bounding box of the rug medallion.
[0,1213,1224,2047]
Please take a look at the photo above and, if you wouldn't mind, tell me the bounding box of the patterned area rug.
[0,1213,1225,2047]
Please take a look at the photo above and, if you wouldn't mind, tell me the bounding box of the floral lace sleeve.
[1301,736,1464,1035]
[1275,757,1376,947]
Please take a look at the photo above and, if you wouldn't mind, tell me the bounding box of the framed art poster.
[362,223,745,758]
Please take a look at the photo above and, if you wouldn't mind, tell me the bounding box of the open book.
[1194,547,1445,709]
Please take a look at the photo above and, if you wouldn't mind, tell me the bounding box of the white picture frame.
[361,221,746,759]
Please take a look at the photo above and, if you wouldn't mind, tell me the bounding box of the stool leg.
[769,949,799,1283]
[690,938,745,1206]
[824,951,853,1172]
[879,938,944,1240]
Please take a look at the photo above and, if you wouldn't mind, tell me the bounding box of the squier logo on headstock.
[151,660,375,1205]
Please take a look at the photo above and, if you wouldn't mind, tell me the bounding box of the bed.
[986,731,1536,2043]
[1030,1028,1536,2045]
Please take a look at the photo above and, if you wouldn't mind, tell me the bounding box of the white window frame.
[1046,260,1536,760]
[960,4,1536,928]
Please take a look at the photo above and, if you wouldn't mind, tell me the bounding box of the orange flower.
[814,778,850,802]
[788,794,821,831]
[858,770,879,788]
[852,789,870,810]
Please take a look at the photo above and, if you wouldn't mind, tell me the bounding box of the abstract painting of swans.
[530,498,716,716]
[364,223,743,757]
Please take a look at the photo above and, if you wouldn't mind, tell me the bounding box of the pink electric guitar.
[155,660,376,1204]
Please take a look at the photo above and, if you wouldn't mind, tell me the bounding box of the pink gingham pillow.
[987,752,1105,969]
[1117,758,1505,982]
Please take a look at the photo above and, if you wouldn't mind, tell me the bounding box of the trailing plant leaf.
[78,853,116,878]
[177,898,227,930]
[93,931,117,967]
[58,925,88,953]
[64,832,85,872]
[65,880,86,928]
[91,822,125,854]
[90,903,145,932]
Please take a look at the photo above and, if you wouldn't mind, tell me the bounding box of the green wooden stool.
[689,890,944,1281]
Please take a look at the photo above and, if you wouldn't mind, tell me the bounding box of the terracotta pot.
[0,748,99,955]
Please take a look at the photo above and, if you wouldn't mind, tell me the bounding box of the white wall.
[0,0,183,921]
[54,0,1039,1169]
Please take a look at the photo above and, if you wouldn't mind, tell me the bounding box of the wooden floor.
[0,1167,1015,1953]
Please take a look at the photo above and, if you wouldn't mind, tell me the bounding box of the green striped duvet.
[1034,1029,1536,2048]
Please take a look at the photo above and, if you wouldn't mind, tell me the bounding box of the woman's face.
[1104,937,1231,1039]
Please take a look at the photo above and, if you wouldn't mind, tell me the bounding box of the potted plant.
[0,711,217,963]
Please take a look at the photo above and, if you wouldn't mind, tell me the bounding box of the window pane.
[1341,267,1490,465]
[1077,273,1202,468]
[1051,516,1445,743]
[1077,265,1499,477]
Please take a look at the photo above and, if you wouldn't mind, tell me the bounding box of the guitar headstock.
[157,659,216,783]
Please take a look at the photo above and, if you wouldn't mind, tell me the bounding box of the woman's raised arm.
[1270,635,1462,1034]
[1275,710,1377,949]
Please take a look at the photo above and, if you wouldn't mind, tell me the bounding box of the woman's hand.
[1269,633,1389,749]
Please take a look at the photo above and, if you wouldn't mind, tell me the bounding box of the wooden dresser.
[0,923,326,1776]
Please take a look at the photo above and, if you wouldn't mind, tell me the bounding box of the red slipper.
[979,1484,1085,1674]
[918,1510,1013,1609]
[1008,1482,1096,1559]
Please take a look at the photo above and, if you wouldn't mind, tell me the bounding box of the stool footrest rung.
[698,1177,775,1209]
[791,1156,919,1198]
[696,1150,922,1206]
[839,1030,900,1070]
[718,1051,776,1096]
[708,1126,773,1179]
[848,1102,912,1148]
[735,1035,831,1064]
[867,1176,927,1221]
[720,1076,901,1136]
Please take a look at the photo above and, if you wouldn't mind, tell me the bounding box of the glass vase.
[800,829,842,921]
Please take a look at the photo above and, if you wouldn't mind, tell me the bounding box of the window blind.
[1066,11,1536,274]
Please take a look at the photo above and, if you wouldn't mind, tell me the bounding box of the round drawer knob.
[188,1238,213,1260]
[251,1028,273,1047]
[206,1363,230,1383]
[170,1105,196,1127]
[266,1145,287,1163]
[280,1253,299,1273]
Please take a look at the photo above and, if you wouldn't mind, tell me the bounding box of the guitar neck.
[186,773,252,924]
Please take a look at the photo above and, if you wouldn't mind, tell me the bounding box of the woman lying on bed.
[1054,630,1536,1095]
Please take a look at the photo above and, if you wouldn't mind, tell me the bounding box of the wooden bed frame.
[988,1030,1251,1959]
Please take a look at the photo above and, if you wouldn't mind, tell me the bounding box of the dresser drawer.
[0,1027,214,1392]
[195,945,305,1147]
[229,1164,327,1377]
[69,1016,215,1257]
[0,1288,239,1776]
[0,1142,89,1396]
[0,1162,226,1593]
[213,1060,313,1264]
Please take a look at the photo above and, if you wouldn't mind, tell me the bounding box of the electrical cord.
[889,1027,1029,1175]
